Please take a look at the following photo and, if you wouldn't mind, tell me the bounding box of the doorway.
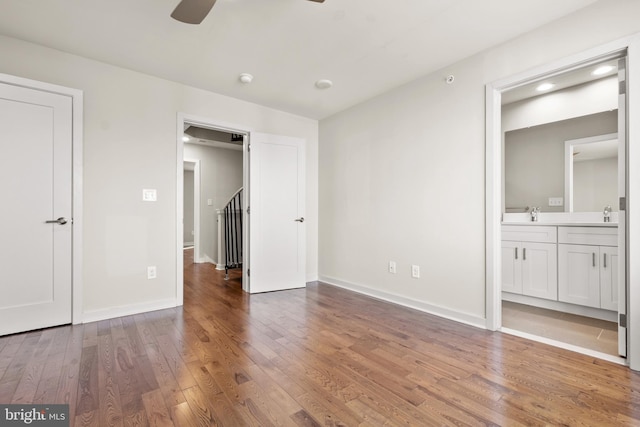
[486,45,632,365]
[176,114,308,301]
[180,121,246,294]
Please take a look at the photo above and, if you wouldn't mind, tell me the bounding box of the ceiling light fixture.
[239,73,253,84]
[536,82,555,92]
[315,79,333,89]
[182,136,190,142]
[592,65,615,76]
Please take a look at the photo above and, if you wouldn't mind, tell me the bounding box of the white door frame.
[485,34,640,370]
[183,159,200,258]
[0,72,84,325]
[176,113,251,304]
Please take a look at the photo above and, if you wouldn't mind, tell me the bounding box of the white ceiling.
[0,0,599,119]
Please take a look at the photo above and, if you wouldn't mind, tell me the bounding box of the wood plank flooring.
[1,249,640,425]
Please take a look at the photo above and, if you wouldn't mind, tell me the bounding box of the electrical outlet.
[548,197,563,207]
[389,261,397,274]
[411,265,420,278]
[147,266,157,279]
[142,189,157,202]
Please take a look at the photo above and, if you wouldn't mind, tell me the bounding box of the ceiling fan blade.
[171,0,217,24]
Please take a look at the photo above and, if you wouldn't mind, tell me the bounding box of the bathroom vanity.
[501,214,619,322]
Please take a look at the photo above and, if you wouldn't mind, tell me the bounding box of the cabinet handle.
[515,247,518,260]
[593,252,596,267]
[523,248,526,261]
[604,253,607,269]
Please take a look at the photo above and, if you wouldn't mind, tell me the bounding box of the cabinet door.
[600,246,618,311]
[558,244,600,308]
[501,241,522,294]
[521,242,557,300]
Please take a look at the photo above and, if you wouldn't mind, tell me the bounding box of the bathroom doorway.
[487,46,630,364]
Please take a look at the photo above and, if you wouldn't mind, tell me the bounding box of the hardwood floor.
[1,250,640,426]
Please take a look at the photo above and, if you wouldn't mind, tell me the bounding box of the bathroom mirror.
[502,58,619,214]
[565,133,618,212]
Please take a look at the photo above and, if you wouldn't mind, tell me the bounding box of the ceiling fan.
[171,0,325,25]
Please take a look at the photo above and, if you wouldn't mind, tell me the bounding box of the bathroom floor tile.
[502,301,618,356]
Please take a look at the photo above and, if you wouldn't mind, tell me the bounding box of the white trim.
[0,72,84,326]
[486,33,640,370]
[200,255,216,264]
[183,158,201,263]
[319,276,486,329]
[628,37,640,370]
[82,298,177,324]
[501,327,626,366]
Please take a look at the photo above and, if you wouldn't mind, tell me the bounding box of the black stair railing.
[223,188,243,280]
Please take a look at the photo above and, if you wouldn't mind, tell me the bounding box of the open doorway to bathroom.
[498,52,627,362]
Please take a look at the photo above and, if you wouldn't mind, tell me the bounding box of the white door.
[0,82,73,336]
[249,132,305,293]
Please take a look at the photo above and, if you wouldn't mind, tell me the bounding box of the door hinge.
[620,313,627,328]
[620,197,626,211]
[247,206,250,214]
[247,269,250,277]
[619,79,627,95]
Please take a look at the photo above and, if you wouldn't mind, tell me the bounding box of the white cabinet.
[502,226,558,301]
[600,246,618,311]
[558,227,618,310]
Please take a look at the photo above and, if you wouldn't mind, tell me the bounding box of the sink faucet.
[604,205,612,222]
[531,207,540,222]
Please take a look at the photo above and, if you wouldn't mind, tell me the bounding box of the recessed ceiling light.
[182,136,190,142]
[315,79,333,89]
[239,73,253,84]
[592,65,615,76]
[536,82,555,92]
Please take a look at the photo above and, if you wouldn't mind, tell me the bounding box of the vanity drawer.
[502,225,557,243]
[558,226,618,246]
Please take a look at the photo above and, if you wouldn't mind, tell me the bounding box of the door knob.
[45,217,68,225]
[294,217,305,223]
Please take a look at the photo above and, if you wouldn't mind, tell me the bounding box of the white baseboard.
[318,275,486,329]
[183,241,194,247]
[196,255,216,264]
[215,264,225,271]
[82,298,178,324]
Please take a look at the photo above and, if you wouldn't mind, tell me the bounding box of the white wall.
[502,76,618,132]
[0,34,318,320]
[183,144,243,264]
[319,0,640,326]
[574,156,618,212]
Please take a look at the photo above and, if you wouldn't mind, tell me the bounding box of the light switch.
[143,189,157,202]
[207,199,213,206]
